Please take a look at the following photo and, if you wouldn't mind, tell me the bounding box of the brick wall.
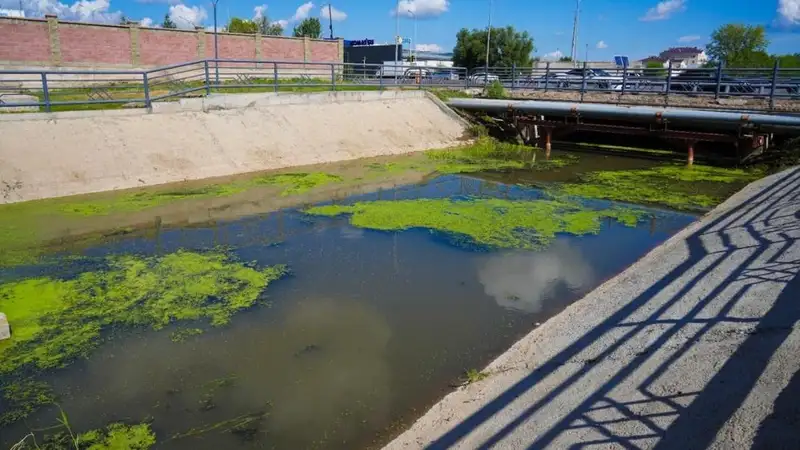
[0,16,342,68]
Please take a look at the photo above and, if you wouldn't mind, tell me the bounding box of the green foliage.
[170,328,204,343]
[644,61,667,77]
[707,24,769,67]
[560,165,762,210]
[161,13,176,29]
[293,17,322,38]
[453,26,535,70]
[431,89,473,102]
[305,197,643,250]
[558,56,573,62]
[0,379,55,425]
[464,369,488,384]
[774,53,800,68]
[485,80,507,99]
[226,17,259,34]
[256,16,284,36]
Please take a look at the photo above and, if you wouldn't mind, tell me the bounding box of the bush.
[485,80,507,99]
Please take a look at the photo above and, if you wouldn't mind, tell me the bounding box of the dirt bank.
[0,91,466,204]
[384,167,800,449]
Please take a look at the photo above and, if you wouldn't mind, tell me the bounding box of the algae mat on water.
[0,250,287,425]
[560,164,763,210]
[305,198,644,249]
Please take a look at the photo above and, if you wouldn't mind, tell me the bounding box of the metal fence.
[1,58,798,113]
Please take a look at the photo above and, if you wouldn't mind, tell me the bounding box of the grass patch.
[559,164,763,210]
[0,250,287,424]
[465,369,488,384]
[252,172,344,196]
[427,137,573,174]
[305,197,644,250]
[431,89,473,102]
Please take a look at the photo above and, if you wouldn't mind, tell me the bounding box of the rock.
[0,312,10,340]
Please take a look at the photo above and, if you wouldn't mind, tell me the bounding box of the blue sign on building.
[345,39,375,47]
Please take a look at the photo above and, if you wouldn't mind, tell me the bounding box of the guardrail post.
[273,62,279,93]
[665,60,673,105]
[769,60,779,111]
[143,72,151,110]
[331,63,336,91]
[511,63,516,91]
[714,61,723,100]
[580,61,588,102]
[544,62,550,92]
[203,60,211,95]
[41,73,51,112]
[464,69,469,89]
[380,71,384,91]
[620,65,628,98]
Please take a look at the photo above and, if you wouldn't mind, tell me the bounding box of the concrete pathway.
[386,167,800,450]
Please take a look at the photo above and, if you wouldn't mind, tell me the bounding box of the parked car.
[431,69,460,81]
[536,68,621,89]
[669,69,755,94]
[468,71,500,84]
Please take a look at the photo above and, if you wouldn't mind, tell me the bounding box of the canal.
[0,142,759,449]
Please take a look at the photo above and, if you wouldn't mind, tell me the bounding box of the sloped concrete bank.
[385,167,800,449]
[0,91,466,204]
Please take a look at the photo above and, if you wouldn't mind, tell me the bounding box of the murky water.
[0,169,697,449]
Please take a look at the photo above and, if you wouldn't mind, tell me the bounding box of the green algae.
[306,198,643,250]
[0,379,55,425]
[426,137,576,174]
[78,423,156,450]
[170,327,204,343]
[0,250,286,424]
[252,172,344,196]
[559,164,763,210]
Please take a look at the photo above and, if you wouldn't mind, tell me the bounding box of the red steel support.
[687,141,695,166]
[545,128,552,159]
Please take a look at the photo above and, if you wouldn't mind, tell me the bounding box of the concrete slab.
[0,312,9,341]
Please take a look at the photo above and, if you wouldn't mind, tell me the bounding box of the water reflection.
[477,240,595,313]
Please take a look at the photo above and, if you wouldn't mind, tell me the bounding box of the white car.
[468,72,500,84]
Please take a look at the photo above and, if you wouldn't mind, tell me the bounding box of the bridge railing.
[1,59,798,113]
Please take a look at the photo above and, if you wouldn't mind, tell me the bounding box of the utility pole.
[328,3,334,39]
[570,0,581,65]
[408,10,417,62]
[585,43,589,64]
[394,0,401,83]
[484,0,493,86]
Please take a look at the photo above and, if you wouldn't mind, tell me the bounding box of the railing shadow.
[423,167,800,449]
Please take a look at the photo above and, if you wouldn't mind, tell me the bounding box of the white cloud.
[415,43,442,52]
[320,3,346,21]
[292,1,314,21]
[0,0,123,23]
[640,0,686,21]
[0,8,25,17]
[543,50,564,60]
[168,3,206,29]
[273,19,289,28]
[393,0,449,18]
[777,0,800,26]
[596,40,608,49]
[134,0,180,4]
[253,4,267,20]
[140,16,153,27]
[678,35,701,43]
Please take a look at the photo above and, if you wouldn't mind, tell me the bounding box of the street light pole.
[212,0,219,84]
[409,10,417,62]
[484,0,493,87]
[394,0,400,83]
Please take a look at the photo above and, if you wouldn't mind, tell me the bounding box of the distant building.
[659,47,708,68]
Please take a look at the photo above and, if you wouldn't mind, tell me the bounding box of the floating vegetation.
[305,197,643,250]
[252,172,344,196]
[427,137,575,174]
[559,164,763,210]
[171,406,271,441]
[59,185,249,216]
[170,327,204,343]
[0,251,287,423]
[77,422,157,450]
[0,379,54,425]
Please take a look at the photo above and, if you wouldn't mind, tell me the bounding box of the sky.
[1,0,799,60]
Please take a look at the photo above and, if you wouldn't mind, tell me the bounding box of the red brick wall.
[0,19,50,63]
[0,17,342,68]
[310,40,339,63]
[140,29,198,66]
[60,23,131,65]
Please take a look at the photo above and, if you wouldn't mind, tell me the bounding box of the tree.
[706,24,768,67]
[775,53,800,68]
[644,61,666,77]
[452,26,535,70]
[257,16,284,36]
[162,13,177,29]
[293,17,322,38]
[558,56,573,62]
[227,17,259,34]
[119,15,128,25]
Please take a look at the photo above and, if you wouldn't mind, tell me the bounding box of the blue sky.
[3,0,800,60]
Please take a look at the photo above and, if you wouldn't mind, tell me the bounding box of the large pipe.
[446,98,800,129]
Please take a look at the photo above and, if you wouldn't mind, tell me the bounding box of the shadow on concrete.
[424,167,800,449]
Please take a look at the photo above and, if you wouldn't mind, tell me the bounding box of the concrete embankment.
[386,167,800,449]
[0,91,466,204]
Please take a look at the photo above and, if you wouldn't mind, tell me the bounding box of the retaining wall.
[0,91,467,203]
[0,16,342,69]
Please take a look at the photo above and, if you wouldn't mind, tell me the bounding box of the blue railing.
[0,58,798,113]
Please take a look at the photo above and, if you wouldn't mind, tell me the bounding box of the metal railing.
[1,59,798,113]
